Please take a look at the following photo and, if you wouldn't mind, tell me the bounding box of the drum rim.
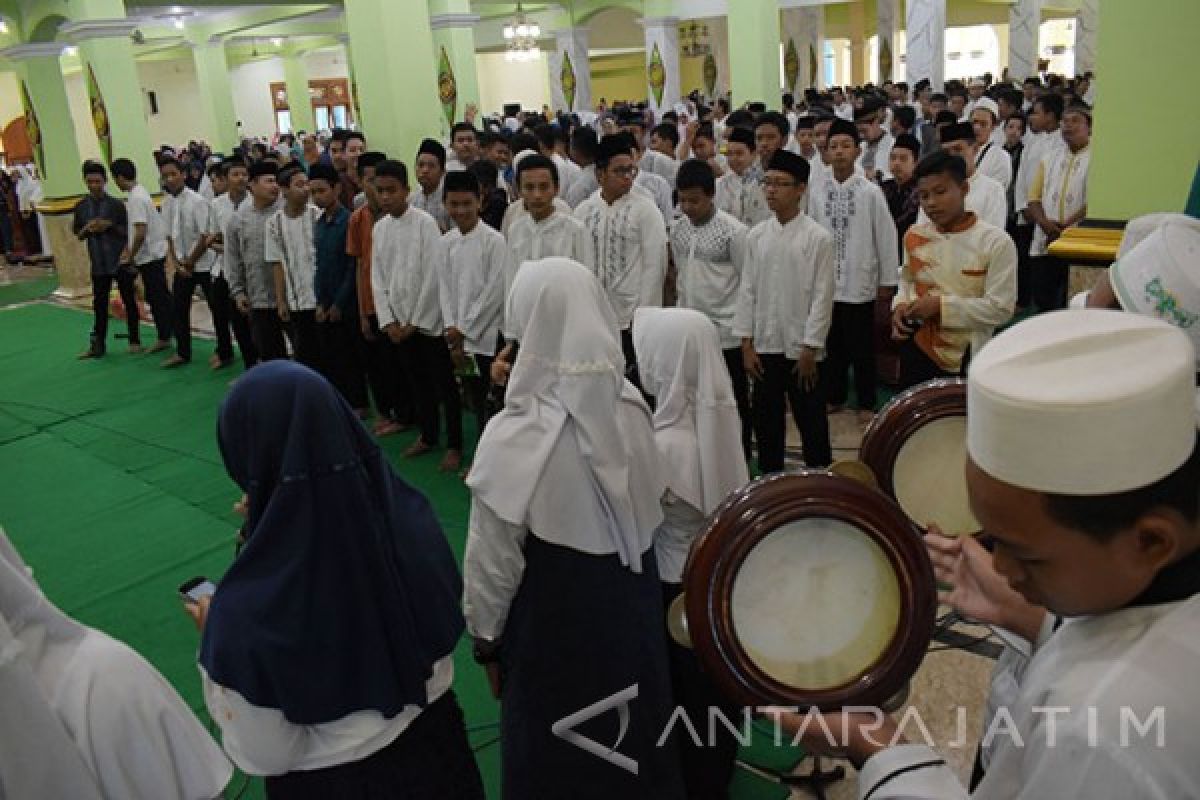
[683,472,937,710]
[860,378,975,530]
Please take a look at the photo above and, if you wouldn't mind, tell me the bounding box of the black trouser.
[211,275,258,368]
[89,269,140,352]
[288,310,320,369]
[824,300,877,411]
[752,353,831,473]
[172,270,232,362]
[250,309,289,362]
[1031,254,1069,312]
[620,327,642,391]
[134,258,173,342]
[1009,221,1035,308]
[403,332,463,450]
[662,581,739,800]
[722,348,753,460]
[897,337,958,390]
[361,314,414,424]
[317,314,368,410]
[466,353,495,444]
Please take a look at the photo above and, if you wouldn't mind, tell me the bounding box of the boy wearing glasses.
[574,134,668,386]
[733,150,835,473]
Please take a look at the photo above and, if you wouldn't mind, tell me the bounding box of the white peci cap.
[1110,215,1200,365]
[972,97,1000,118]
[967,310,1196,495]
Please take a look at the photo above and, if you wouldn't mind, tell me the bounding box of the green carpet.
[0,274,56,308]
[0,302,799,799]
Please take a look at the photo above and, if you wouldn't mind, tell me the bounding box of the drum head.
[682,472,936,710]
[860,378,981,535]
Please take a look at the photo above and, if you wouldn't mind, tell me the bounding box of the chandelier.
[503,2,541,63]
[679,21,711,58]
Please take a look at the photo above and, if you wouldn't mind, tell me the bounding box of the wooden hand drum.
[860,378,981,536]
[674,472,936,710]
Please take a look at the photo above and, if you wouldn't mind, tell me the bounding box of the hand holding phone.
[178,576,216,606]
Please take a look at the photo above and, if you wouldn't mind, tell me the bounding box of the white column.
[781,6,824,94]
[641,16,681,113]
[1075,0,1099,75]
[905,0,946,91]
[1008,0,1041,82]
[877,0,898,83]
[549,26,591,113]
[708,15,730,101]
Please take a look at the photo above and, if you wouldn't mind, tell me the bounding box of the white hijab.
[633,308,749,514]
[467,258,666,571]
[0,527,232,799]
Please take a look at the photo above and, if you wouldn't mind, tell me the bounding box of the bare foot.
[439,449,462,473]
[403,440,433,458]
[147,340,170,354]
[161,354,188,369]
[128,343,145,354]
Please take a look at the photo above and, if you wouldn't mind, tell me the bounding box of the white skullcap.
[972,97,1000,118]
[968,310,1196,495]
[1110,216,1200,366]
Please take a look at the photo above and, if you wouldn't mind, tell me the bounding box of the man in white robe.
[970,98,1013,191]
[918,122,1007,230]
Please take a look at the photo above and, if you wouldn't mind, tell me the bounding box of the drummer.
[891,151,1016,389]
[769,309,1200,798]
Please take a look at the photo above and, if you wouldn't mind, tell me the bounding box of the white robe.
[0,528,231,799]
[369,206,444,335]
[668,209,748,349]
[715,169,771,229]
[505,211,592,337]
[436,222,509,356]
[917,172,1008,231]
[574,189,669,329]
[806,172,899,304]
[856,593,1200,799]
[975,141,1014,192]
[731,212,836,360]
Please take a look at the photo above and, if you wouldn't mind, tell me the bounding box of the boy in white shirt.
[370,160,462,471]
[266,164,320,368]
[918,122,1008,230]
[574,135,669,389]
[732,150,835,473]
[111,158,172,353]
[808,119,899,422]
[672,159,752,458]
[439,170,509,449]
[715,127,770,228]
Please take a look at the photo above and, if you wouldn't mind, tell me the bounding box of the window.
[269,78,354,133]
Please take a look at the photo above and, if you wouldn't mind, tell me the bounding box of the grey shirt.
[226,202,281,310]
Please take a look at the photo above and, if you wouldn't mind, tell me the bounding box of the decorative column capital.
[429,13,481,31]
[59,18,140,43]
[0,42,70,60]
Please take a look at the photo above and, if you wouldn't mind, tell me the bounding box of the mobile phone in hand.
[178,576,217,606]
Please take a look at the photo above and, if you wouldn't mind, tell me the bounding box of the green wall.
[1088,0,1200,219]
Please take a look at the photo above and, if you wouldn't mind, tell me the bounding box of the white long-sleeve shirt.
[854,594,1200,800]
[975,141,1014,191]
[732,212,836,360]
[209,191,251,279]
[125,184,168,266]
[669,209,747,349]
[857,131,895,182]
[574,189,669,329]
[202,657,453,777]
[636,169,676,224]
[564,165,599,209]
[1013,129,1064,219]
[370,206,444,334]
[715,168,771,229]
[550,153,581,200]
[437,222,509,357]
[917,172,1007,231]
[807,172,899,304]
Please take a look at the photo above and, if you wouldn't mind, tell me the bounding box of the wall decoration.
[20,80,42,174]
[647,42,666,108]
[86,64,111,164]
[438,45,457,127]
[561,50,577,111]
[784,38,800,92]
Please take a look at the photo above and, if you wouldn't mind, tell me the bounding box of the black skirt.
[264,690,485,800]
[499,534,685,800]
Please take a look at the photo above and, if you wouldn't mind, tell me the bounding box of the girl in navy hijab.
[190,361,483,799]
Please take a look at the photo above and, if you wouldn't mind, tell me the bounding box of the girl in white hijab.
[464,257,685,799]
[633,306,750,800]
[0,527,232,799]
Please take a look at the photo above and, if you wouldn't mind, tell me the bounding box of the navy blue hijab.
[199,362,465,725]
